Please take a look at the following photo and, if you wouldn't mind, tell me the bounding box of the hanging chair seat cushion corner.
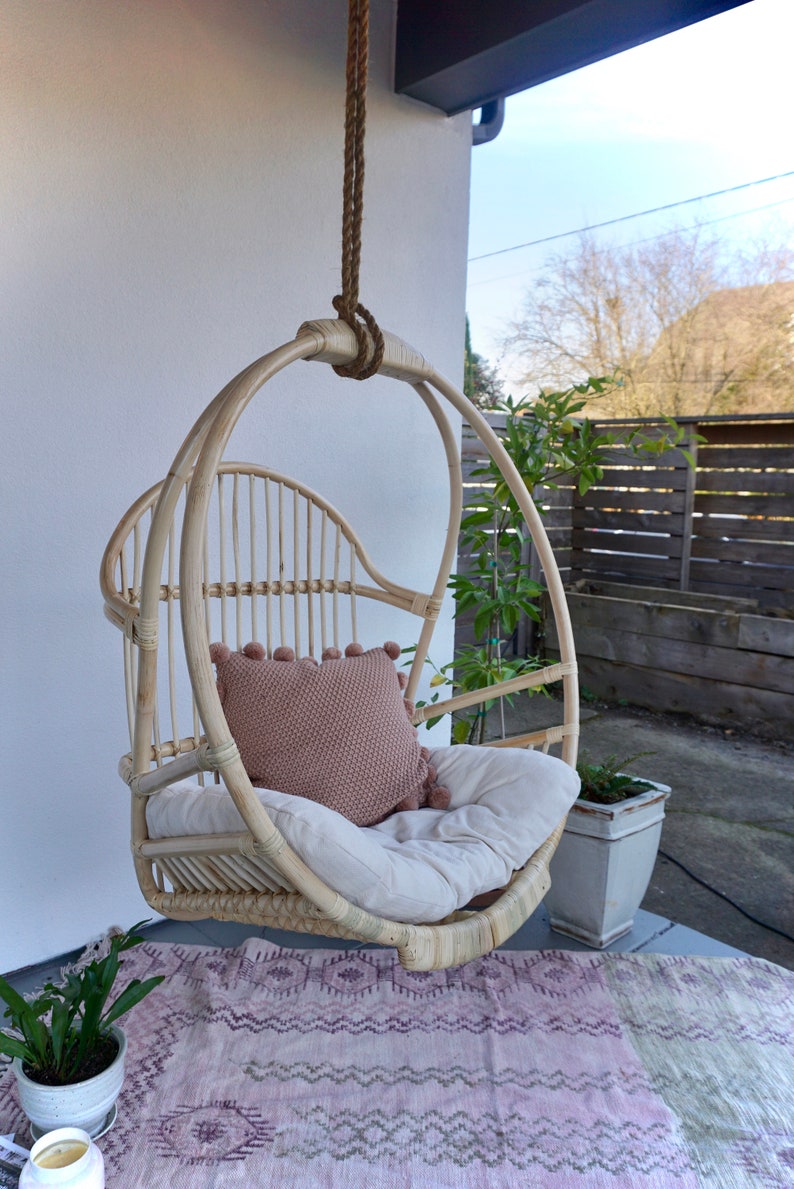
[145,745,580,924]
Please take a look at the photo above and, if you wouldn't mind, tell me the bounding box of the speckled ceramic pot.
[13,1026,126,1138]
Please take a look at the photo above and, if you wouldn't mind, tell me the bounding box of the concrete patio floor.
[581,700,793,971]
[501,692,794,972]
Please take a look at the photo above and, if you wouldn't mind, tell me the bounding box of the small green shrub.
[576,753,656,804]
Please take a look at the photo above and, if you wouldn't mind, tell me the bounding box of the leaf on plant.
[452,720,471,744]
[0,1033,31,1062]
[103,976,165,1027]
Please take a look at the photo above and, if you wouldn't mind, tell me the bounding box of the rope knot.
[332,296,385,379]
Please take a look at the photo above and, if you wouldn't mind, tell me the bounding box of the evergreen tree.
[464,316,504,409]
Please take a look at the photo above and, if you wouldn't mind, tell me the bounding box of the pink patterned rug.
[1,940,792,1187]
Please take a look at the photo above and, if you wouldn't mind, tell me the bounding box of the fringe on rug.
[59,926,125,981]
[20,926,125,1001]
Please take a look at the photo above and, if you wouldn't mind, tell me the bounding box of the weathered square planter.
[544,780,670,948]
[544,582,794,741]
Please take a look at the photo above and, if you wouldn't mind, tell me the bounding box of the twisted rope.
[332,0,384,380]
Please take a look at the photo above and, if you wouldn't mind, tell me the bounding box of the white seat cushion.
[146,745,580,924]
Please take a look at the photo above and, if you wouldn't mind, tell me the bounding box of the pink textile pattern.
[5,939,791,1186]
[209,641,449,827]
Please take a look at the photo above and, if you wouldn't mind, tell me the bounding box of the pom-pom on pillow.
[209,641,450,827]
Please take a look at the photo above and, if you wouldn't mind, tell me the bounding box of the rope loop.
[331,295,385,379]
[331,0,384,381]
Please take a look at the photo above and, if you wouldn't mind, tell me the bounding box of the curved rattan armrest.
[411,660,577,725]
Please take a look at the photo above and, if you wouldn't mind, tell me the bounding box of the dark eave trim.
[395,0,753,116]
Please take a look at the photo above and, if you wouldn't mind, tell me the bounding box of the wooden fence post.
[679,420,700,592]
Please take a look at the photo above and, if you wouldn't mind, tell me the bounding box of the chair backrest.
[101,458,457,778]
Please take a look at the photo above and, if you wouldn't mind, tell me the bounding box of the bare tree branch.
[502,225,794,417]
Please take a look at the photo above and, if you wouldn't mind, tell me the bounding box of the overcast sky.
[466,0,794,385]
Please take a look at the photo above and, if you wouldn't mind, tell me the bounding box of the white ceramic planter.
[13,1027,126,1139]
[544,781,671,948]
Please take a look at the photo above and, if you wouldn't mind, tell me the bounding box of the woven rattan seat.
[101,318,579,970]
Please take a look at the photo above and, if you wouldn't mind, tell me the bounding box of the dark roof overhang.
[395,1,753,116]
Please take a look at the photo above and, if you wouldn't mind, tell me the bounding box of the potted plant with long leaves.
[0,921,164,1138]
[543,752,671,948]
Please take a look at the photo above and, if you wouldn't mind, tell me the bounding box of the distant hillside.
[642,280,794,416]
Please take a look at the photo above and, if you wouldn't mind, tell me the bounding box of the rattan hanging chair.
[101,318,579,971]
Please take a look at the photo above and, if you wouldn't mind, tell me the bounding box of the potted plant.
[0,921,164,1138]
[543,754,671,948]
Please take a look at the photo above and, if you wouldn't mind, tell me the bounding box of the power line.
[467,195,794,289]
[468,169,794,263]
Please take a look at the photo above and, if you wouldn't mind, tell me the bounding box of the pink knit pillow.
[209,641,450,827]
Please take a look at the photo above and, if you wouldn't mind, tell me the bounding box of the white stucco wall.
[0,0,471,973]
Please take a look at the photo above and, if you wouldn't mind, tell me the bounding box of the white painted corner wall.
[0,0,472,973]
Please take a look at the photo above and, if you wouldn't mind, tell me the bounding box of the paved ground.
[503,693,794,971]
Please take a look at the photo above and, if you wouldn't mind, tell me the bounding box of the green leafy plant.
[406,645,547,744]
[576,752,656,804]
[426,378,696,744]
[0,921,164,1086]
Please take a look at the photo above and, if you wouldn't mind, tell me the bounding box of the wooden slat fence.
[460,413,794,733]
[569,414,794,611]
[460,414,794,642]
